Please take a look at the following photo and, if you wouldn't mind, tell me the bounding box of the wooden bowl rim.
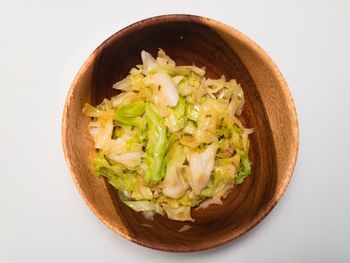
[62,14,299,252]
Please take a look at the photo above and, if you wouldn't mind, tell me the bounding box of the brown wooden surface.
[62,14,299,252]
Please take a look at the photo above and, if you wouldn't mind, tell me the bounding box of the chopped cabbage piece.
[188,143,218,195]
[144,103,168,183]
[162,143,188,198]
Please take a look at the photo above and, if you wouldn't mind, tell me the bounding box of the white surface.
[1,0,349,262]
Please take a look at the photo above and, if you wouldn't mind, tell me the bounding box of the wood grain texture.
[62,14,299,252]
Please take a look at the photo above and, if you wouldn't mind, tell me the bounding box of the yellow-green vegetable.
[83,49,252,222]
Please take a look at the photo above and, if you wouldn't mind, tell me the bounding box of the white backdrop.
[1,0,349,262]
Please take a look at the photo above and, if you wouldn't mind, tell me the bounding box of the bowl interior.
[63,15,298,252]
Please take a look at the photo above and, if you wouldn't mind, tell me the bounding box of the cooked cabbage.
[83,49,252,222]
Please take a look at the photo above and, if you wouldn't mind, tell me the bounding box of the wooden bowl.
[62,14,299,252]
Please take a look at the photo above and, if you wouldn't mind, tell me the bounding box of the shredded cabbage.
[162,143,188,198]
[83,49,252,222]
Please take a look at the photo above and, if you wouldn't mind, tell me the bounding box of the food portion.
[83,49,252,222]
